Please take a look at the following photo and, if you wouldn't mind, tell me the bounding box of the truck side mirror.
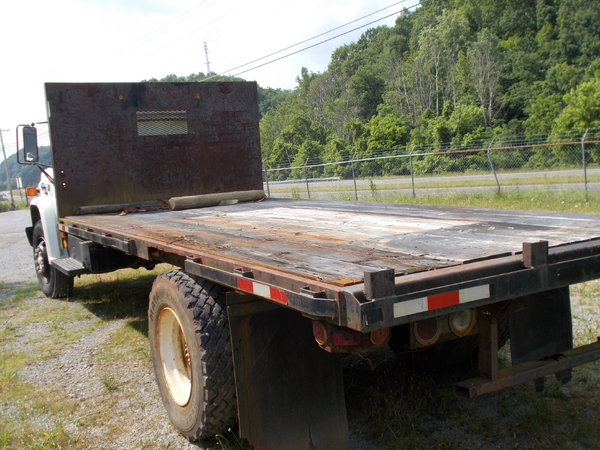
[22,126,39,163]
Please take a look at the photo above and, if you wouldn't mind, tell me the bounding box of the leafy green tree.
[448,103,485,144]
[322,138,352,178]
[291,140,324,179]
[365,114,408,150]
[470,29,501,126]
[226,0,600,174]
[553,74,600,131]
[349,65,386,120]
[557,0,600,66]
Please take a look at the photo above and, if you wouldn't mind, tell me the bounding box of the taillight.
[311,321,389,353]
[331,328,363,346]
[370,327,390,345]
[449,309,476,336]
[412,317,443,346]
[312,321,328,346]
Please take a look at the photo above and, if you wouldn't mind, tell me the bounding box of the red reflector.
[331,329,363,347]
[427,290,459,310]
[312,321,328,346]
[237,278,254,293]
[269,286,288,305]
[370,327,390,346]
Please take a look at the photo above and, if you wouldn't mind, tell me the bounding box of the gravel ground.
[1,209,598,449]
[0,211,197,449]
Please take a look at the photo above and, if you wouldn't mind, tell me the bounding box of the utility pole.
[203,42,211,74]
[0,128,16,210]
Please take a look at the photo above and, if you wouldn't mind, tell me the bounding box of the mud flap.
[509,287,573,384]
[226,292,348,450]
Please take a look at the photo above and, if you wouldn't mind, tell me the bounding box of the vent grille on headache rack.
[136,110,188,136]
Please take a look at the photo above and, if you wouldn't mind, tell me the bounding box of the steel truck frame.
[20,82,600,449]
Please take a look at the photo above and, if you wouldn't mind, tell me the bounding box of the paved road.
[0,209,36,284]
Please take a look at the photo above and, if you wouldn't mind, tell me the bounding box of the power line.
[211,0,412,78]
[216,2,421,80]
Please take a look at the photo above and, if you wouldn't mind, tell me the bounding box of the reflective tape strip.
[394,284,490,318]
[459,285,490,303]
[236,279,289,305]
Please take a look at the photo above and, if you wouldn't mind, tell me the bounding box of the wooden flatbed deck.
[63,198,600,287]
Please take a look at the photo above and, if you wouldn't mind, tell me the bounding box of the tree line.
[258,0,600,179]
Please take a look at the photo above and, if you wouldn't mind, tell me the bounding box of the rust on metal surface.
[63,198,600,291]
[456,340,600,397]
[46,82,262,217]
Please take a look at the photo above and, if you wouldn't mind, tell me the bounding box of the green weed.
[215,430,253,450]
[102,376,117,392]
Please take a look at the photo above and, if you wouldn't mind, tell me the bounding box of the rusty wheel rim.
[157,307,192,406]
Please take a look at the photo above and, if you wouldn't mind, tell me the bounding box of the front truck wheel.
[148,270,237,442]
[32,221,73,298]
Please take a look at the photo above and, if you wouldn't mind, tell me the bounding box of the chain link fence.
[263,130,600,202]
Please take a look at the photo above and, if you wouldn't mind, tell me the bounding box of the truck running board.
[455,340,600,397]
[50,257,87,276]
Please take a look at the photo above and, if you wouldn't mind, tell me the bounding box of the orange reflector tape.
[237,278,288,305]
[393,284,490,318]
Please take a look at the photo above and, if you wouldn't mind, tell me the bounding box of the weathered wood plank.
[65,199,600,285]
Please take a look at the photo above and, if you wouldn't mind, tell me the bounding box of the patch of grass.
[0,286,101,448]
[1,266,175,449]
[0,420,77,449]
[74,266,172,325]
[1,293,102,366]
[98,319,150,364]
[269,172,600,195]
[374,189,600,213]
[368,178,378,200]
[345,352,600,449]
[290,187,301,199]
[215,430,253,450]
[0,198,28,212]
[270,174,600,213]
[0,282,39,309]
[1,357,79,449]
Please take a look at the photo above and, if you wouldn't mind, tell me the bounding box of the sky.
[0,0,411,153]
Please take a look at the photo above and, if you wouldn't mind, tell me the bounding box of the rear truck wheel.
[32,221,73,298]
[148,270,236,442]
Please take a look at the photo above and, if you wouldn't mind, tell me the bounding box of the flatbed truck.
[19,82,600,449]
